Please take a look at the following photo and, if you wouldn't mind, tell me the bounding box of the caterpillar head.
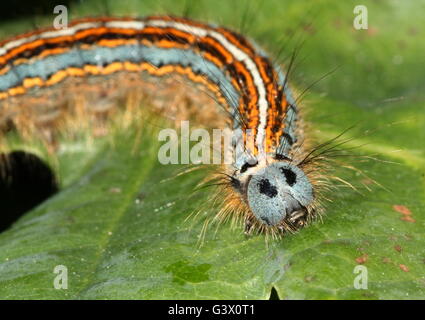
[246,162,314,226]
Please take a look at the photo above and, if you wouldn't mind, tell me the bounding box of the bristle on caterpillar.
[0,15,353,238]
[190,118,333,242]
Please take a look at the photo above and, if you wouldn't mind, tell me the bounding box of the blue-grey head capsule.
[247,162,314,226]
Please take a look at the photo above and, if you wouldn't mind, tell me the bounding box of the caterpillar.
[0,16,328,237]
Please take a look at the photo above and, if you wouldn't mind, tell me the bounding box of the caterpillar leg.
[288,209,308,229]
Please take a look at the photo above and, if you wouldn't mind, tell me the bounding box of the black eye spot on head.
[257,179,278,198]
[280,168,297,186]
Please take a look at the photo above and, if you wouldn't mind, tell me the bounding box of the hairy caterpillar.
[0,16,330,237]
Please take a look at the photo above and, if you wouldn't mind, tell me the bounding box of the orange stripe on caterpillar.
[0,16,318,235]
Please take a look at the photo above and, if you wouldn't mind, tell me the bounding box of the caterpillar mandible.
[0,16,327,237]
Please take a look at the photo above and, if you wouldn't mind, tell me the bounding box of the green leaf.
[0,0,424,299]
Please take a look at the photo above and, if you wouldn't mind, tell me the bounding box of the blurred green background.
[0,0,423,299]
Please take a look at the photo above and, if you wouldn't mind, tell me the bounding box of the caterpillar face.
[246,162,314,226]
[0,15,318,235]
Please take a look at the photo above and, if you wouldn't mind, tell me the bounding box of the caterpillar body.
[0,16,325,236]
